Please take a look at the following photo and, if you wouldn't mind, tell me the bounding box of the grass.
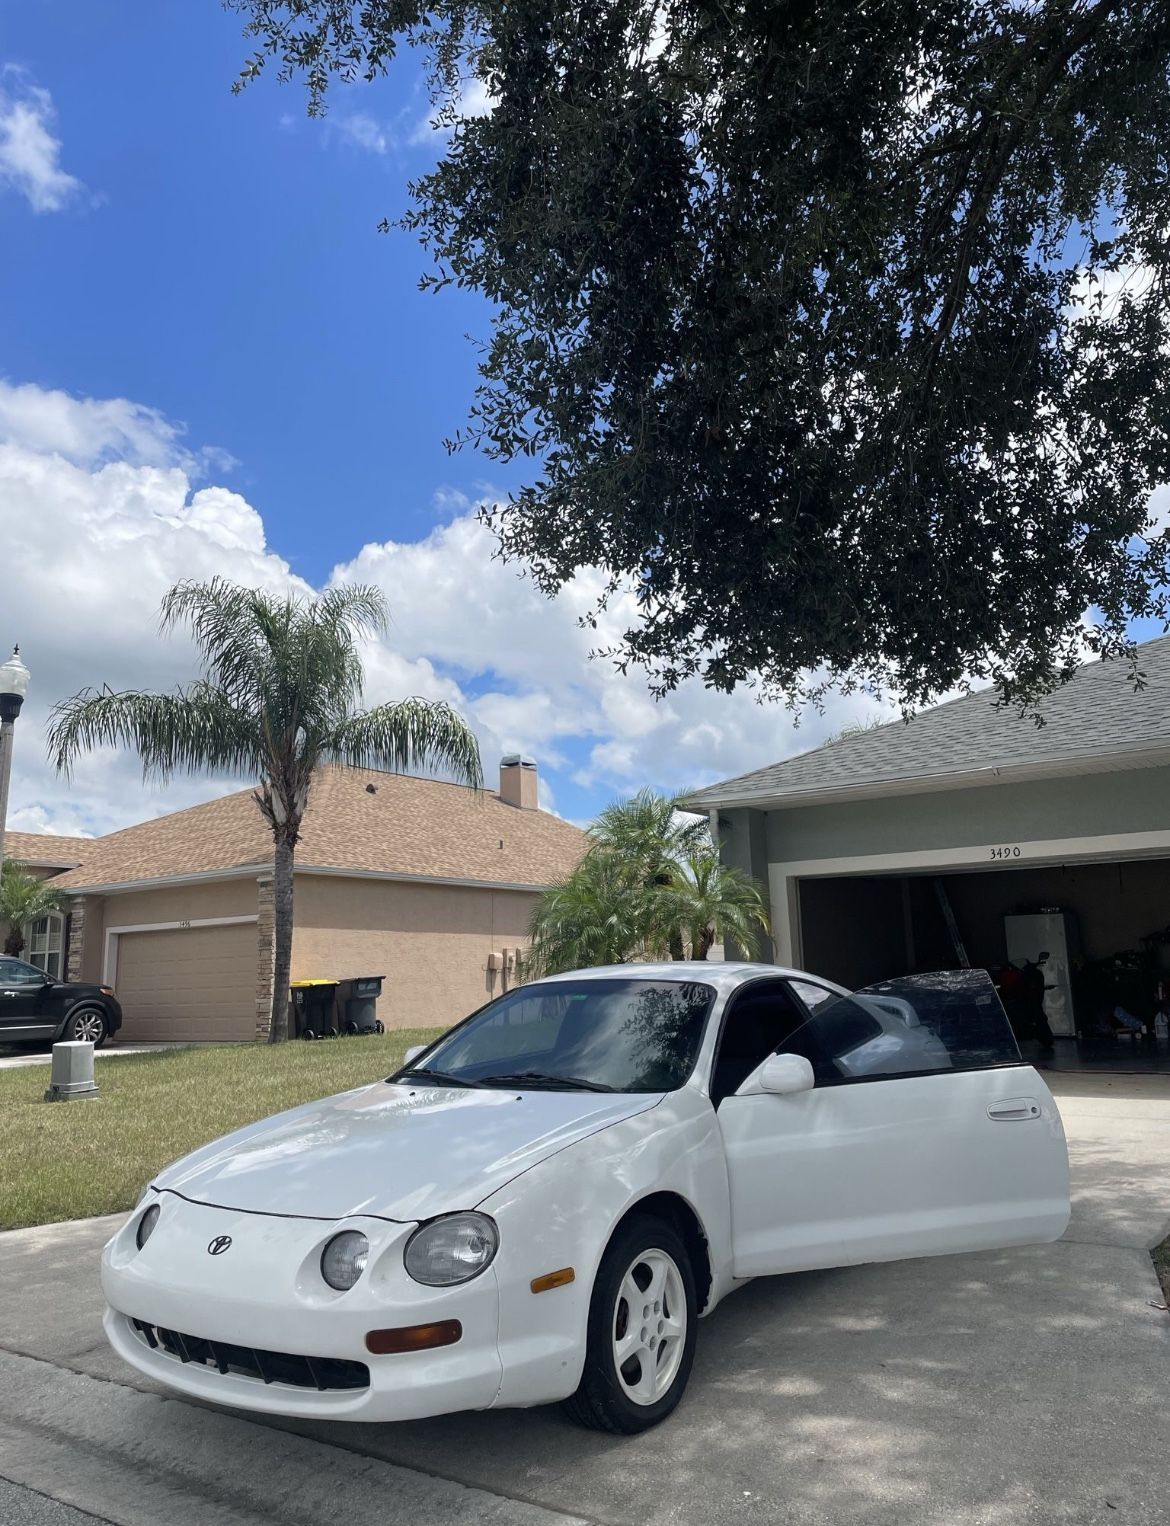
[0,1030,440,1231]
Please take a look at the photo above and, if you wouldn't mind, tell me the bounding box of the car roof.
[528,962,843,1000]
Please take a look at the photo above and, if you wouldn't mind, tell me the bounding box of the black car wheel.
[563,1214,698,1434]
[65,1006,108,1048]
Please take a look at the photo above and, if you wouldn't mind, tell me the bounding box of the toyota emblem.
[207,1235,233,1256]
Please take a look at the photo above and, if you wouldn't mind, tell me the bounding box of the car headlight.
[321,1230,370,1291]
[404,1212,499,1287]
[135,1203,160,1250]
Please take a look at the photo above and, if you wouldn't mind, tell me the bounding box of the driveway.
[1,1072,1167,1525]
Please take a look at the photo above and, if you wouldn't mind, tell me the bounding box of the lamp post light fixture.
[0,645,31,876]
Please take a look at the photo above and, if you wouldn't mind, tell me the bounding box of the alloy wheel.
[72,1010,105,1043]
[612,1247,687,1405]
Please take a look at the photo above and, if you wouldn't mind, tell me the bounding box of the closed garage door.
[114,923,257,1042]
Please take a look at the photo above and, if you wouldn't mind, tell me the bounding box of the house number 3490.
[989,845,1022,861]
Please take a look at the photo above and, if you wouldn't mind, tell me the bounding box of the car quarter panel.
[478,1087,732,1409]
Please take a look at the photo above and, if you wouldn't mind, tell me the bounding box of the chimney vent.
[499,754,538,810]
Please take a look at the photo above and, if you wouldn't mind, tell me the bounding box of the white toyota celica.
[103,962,1070,1433]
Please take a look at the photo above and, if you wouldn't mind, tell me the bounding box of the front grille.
[130,1319,369,1392]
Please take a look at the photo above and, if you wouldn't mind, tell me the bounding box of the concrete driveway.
[1,1072,1167,1525]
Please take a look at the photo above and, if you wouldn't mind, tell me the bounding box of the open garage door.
[797,856,1170,1070]
[113,923,258,1043]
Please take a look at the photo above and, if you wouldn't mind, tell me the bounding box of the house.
[1,833,92,977]
[10,757,584,1042]
[686,634,1170,1062]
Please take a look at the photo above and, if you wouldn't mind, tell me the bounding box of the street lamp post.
[0,646,31,876]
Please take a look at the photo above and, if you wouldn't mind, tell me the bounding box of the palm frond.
[0,860,66,930]
[324,699,483,788]
[47,684,261,782]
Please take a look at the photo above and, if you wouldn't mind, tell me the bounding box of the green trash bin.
[290,980,339,1039]
[338,976,385,1035]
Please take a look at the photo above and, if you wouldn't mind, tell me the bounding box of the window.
[710,979,808,1105]
[777,970,1019,1085]
[0,957,45,986]
[24,912,65,980]
[789,980,836,1011]
[408,978,716,1093]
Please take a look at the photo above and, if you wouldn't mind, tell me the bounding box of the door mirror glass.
[402,1044,426,1066]
[737,1052,815,1097]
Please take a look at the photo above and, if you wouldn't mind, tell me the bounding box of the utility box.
[338,976,385,1035]
[44,1041,99,1102]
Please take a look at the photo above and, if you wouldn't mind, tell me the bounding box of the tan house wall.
[291,874,539,1032]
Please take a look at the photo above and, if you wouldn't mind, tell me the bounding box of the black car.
[0,957,123,1048]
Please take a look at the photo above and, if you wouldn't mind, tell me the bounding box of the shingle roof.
[684,634,1170,810]
[2,832,93,869]
[50,765,586,892]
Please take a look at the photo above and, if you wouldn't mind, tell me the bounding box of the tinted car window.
[711,980,807,1105]
[405,979,716,1093]
[0,958,44,985]
[778,970,1018,1084]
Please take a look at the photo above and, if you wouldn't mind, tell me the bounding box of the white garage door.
[114,923,258,1042]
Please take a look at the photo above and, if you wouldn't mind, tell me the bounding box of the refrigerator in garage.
[1004,912,1081,1037]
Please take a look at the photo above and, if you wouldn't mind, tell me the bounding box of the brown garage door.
[114,923,257,1042]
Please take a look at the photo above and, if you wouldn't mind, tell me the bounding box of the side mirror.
[402,1044,426,1066]
[737,1052,816,1097]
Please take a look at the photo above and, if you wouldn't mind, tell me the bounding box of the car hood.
[154,1081,661,1221]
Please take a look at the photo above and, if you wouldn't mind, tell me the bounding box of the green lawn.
[0,1031,440,1231]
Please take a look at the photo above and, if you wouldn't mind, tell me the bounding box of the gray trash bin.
[339,976,385,1035]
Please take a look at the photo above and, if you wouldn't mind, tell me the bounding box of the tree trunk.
[3,927,23,957]
[668,930,685,960]
[268,835,296,1044]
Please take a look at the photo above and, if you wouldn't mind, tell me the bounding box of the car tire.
[64,1006,108,1048]
[563,1214,697,1434]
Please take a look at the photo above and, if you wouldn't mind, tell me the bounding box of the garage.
[688,634,1170,1073]
[797,855,1170,1066]
[112,923,258,1043]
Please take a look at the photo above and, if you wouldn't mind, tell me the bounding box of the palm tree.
[667,850,771,961]
[48,578,483,1042]
[526,791,770,975]
[0,860,65,958]
[591,789,709,958]
[526,852,653,978]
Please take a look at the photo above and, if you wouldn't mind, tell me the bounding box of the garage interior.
[798,855,1170,1070]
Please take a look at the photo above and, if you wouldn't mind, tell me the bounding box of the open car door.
[716,970,1070,1278]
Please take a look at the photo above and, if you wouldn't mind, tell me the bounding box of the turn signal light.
[530,1267,575,1294]
[365,1320,462,1355]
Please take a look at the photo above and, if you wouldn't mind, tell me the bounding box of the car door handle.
[987,1097,1042,1122]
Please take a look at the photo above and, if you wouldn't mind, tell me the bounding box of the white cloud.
[332,500,891,798]
[409,75,495,145]
[332,112,391,155]
[0,379,889,841]
[0,68,83,213]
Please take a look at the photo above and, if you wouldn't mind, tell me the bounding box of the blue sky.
[2,2,511,571]
[2,1,861,837]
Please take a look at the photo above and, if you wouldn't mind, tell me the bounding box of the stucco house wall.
[291,875,539,1030]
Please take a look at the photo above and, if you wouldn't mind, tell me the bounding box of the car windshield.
[396,978,717,1094]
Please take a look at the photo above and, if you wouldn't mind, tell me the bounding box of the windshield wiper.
[391,1067,485,1089]
[480,1070,615,1093]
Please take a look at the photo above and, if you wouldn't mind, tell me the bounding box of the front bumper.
[102,1194,503,1421]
